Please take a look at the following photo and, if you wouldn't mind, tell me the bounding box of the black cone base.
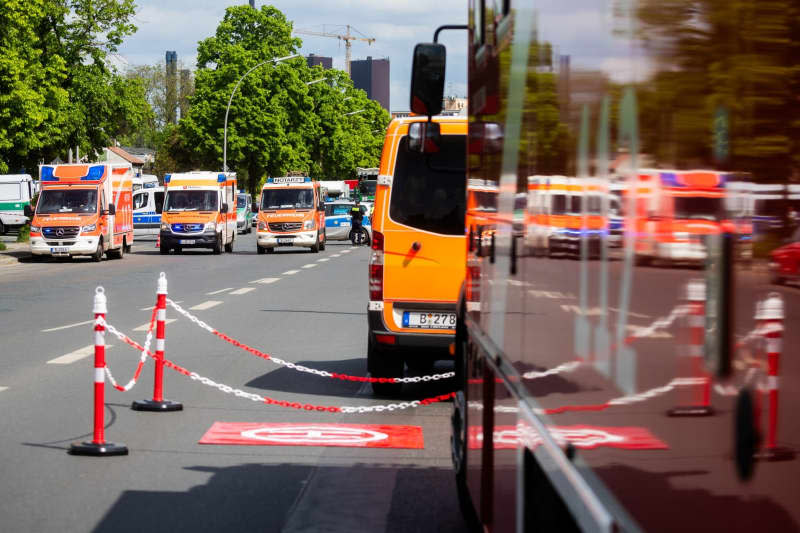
[68,441,128,456]
[755,446,796,462]
[131,399,183,412]
[667,406,715,417]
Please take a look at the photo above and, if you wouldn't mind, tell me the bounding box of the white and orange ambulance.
[159,171,237,255]
[28,163,133,261]
[256,175,326,254]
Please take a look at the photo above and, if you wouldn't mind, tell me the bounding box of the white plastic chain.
[628,304,689,340]
[340,401,423,414]
[97,317,154,392]
[166,298,455,383]
[522,361,582,380]
[188,372,266,403]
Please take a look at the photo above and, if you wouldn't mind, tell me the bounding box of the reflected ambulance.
[159,171,237,255]
[256,176,326,254]
[29,163,133,261]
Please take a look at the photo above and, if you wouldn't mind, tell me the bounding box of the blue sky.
[116,0,468,110]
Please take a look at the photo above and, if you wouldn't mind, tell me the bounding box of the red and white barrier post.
[132,272,183,412]
[69,287,129,456]
[668,279,714,417]
[756,293,794,461]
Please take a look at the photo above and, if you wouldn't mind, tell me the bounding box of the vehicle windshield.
[261,188,314,210]
[164,190,219,212]
[674,196,723,220]
[359,180,377,197]
[37,189,97,214]
[389,135,467,235]
[236,195,248,209]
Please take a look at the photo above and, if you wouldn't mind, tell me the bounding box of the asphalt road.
[0,233,467,533]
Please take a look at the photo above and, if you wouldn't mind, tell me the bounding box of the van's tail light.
[369,230,384,301]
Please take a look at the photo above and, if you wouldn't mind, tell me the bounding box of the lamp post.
[223,53,300,172]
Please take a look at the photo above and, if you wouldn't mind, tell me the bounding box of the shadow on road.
[91,463,467,533]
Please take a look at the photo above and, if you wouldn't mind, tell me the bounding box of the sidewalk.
[0,242,30,266]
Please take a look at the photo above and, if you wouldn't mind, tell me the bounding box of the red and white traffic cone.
[156,235,160,248]
[668,279,714,417]
[132,272,183,412]
[69,287,129,456]
[755,293,794,461]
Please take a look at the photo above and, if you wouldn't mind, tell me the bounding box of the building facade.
[350,56,390,111]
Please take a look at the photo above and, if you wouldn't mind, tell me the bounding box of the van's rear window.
[389,135,466,235]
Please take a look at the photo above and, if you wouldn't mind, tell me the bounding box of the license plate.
[277,238,294,244]
[50,247,69,254]
[402,311,457,329]
[179,239,195,245]
[340,221,350,226]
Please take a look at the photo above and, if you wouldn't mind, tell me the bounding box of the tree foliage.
[0,0,150,173]
[177,5,389,194]
[634,0,800,180]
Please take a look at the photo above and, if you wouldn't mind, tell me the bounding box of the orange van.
[367,115,467,394]
[256,176,326,253]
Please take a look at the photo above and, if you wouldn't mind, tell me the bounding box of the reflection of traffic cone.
[156,235,160,248]
[668,279,714,417]
[755,293,795,461]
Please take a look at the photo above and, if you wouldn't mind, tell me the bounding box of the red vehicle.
[770,228,800,285]
[409,1,799,531]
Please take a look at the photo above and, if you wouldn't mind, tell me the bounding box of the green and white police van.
[0,174,35,234]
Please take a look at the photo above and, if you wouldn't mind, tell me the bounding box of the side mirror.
[221,203,229,214]
[408,121,441,153]
[106,204,116,216]
[24,205,33,218]
[410,43,446,116]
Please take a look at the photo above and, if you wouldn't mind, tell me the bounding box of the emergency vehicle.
[28,163,133,261]
[132,186,164,236]
[410,4,800,530]
[256,176,326,253]
[159,171,236,255]
[632,170,726,266]
[0,174,35,235]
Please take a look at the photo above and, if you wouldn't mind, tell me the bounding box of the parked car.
[769,227,800,285]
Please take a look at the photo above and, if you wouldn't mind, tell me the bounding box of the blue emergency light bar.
[40,165,104,182]
[164,174,171,183]
[218,173,226,182]
[41,166,56,181]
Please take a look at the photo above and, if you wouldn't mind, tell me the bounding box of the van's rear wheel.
[368,336,403,396]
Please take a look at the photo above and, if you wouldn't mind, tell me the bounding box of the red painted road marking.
[468,425,668,451]
[199,422,425,449]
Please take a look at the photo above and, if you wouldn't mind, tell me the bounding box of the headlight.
[161,222,170,231]
[204,222,216,232]
[258,221,267,230]
[30,225,40,233]
[81,223,96,232]
[304,219,314,230]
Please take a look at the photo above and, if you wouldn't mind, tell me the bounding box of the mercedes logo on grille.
[283,223,292,231]
[55,228,64,237]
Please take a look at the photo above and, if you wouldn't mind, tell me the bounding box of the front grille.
[269,222,302,232]
[171,223,205,233]
[42,226,79,238]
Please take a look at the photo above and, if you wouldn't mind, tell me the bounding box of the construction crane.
[294,25,375,75]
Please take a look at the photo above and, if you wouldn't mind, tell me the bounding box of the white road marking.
[301,263,318,269]
[0,386,7,392]
[283,270,300,275]
[140,300,181,311]
[207,287,234,295]
[317,258,330,262]
[133,318,177,331]
[189,300,223,311]
[330,254,341,258]
[230,287,256,295]
[341,249,351,254]
[47,345,114,365]
[250,277,280,284]
[41,319,94,333]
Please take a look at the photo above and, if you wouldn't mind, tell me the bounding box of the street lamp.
[305,77,328,86]
[344,109,366,116]
[223,53,300,172]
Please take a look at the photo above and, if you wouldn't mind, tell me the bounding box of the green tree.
[177,5,389,193]
[0,0,150,173]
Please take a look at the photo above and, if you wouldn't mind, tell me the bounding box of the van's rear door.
[381,132,467,303]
